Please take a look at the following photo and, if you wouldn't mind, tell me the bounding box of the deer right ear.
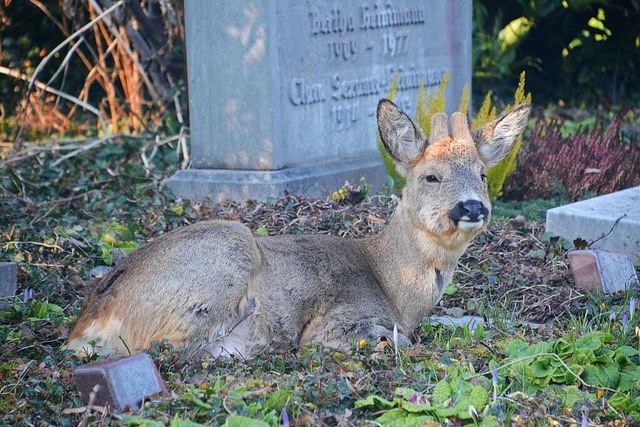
[377,99,426,176]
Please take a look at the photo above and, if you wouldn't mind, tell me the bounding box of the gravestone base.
[165,155,387,203]
[546,186,640,260]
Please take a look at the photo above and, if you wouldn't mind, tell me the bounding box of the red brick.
[568,250,639,293]
[74,353,168,412]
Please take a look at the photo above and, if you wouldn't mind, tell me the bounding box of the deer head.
[377,99,531,246]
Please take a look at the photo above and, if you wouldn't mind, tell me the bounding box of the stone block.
[0,262,17,310]
[546,186,640,260]
[74,354,168,412]
[568,250,639,293]
[166,153,386,203]
[168,0,472,202]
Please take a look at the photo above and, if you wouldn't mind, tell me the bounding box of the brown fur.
[66,99,530,359]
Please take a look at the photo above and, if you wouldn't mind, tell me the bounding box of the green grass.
[0,141,639,426]
[491,197,571,222]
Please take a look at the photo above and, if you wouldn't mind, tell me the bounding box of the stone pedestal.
[167,0,472,202]
[546,186,640,260]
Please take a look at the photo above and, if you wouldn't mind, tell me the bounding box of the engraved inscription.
[360,3,426,30]
[309,3,426,62]
[331,74,382,100]
[331,102,359,132]
[382,31,409,57]
[290,2,448,133]
[328,40,357,61]
[289,79,326,106]
[309,8,355,35]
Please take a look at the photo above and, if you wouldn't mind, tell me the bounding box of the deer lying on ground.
[67,99,530,359]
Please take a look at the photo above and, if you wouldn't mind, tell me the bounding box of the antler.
[430,113,449,142]
[450,112,472,141]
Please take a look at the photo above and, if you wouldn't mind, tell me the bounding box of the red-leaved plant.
[505,115,640,201]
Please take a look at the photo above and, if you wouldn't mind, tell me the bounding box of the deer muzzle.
[449,200,489,231]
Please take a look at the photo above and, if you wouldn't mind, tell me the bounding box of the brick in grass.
[568,250,639,293]
[74,353,168,412]
[0,262,17,310]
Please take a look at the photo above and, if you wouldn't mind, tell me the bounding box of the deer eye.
[481,174,487,182]
[425,175,440,183]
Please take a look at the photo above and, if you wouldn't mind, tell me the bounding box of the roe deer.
[67,99,530,359]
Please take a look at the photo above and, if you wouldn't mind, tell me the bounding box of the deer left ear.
[377,99,427,176]
[473,104,531,167]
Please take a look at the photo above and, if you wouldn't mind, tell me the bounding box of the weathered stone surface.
[546,186,640,259]
[74,354,168,412]
[429,315,485,330]
[167,153,386,202]
[568,249,639,293]
[0,262,17,310]
[167,0,472,202]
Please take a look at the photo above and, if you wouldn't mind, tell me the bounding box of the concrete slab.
[0,262,17,310]
[546,186,640,261]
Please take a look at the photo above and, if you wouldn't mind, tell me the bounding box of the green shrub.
[477,71,532,200]
[377,72,531,200]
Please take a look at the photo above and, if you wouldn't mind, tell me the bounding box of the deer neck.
[364,201,473,331]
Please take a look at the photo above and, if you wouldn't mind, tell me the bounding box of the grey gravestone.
[166,0,472,202]
[546,186,640,260]
[0,262,17,310]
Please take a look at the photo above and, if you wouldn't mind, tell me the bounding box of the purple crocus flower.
[622,311,628,328]
[282,407,290,427]
[23,288,34,303]
[492,367,498,384]
[630,297,637,319]
[410,394,418,403]
[581,413,588,427]
[609,312,616,323]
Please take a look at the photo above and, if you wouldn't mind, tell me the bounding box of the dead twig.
[0,66,108,133]
[87,0,161,104]
[50,134,139,167]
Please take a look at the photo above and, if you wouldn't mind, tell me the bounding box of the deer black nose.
[449,200,488,223]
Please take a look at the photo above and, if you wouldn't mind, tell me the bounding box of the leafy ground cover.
[0,140,639,426]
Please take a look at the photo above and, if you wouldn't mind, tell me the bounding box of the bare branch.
[28,1,124,92]
[0,66,108,132]
[87,0,161,103]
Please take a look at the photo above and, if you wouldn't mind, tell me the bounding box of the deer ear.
[377,99,426,176]
[473,104,531,167]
